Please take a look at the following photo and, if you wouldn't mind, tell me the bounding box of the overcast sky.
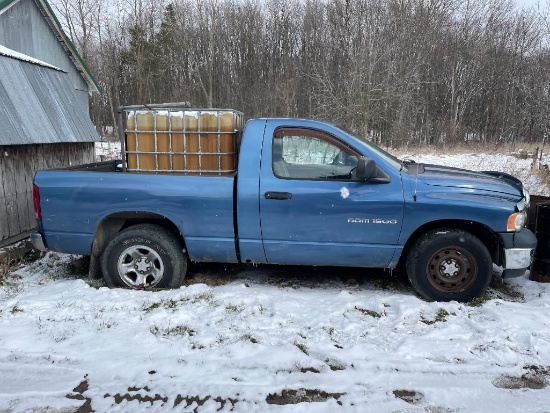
[516,0,549,9]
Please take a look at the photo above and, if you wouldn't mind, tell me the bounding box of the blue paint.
[33,117,532,272]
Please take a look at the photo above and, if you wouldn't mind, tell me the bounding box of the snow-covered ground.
[1,145,549,412]
[95,140,121,162]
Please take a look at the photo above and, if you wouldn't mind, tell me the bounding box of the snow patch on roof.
[0,44,63,71]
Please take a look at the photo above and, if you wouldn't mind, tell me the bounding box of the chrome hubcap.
[117,245,164,288]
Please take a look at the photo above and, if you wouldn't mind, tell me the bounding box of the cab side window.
[272,128,358,180]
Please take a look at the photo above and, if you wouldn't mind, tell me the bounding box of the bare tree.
[49,0,550,146]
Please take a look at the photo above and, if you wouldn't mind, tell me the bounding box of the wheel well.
[91,212,185,257]
[398,220,502,269]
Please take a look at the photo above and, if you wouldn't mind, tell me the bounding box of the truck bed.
[34,168,238,262]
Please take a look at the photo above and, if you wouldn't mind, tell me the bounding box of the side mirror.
[356,157,376,180]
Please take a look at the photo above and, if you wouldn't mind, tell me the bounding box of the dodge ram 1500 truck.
[31,114,536,302]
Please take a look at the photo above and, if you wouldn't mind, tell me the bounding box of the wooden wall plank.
[0,146,10,240]
[0,142,94,244]
[13,146,30,232]
[1,145,20,238]
[21,145,35,231]
[26,145,39,229]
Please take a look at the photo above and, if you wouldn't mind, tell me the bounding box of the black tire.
[101,224,187,289]
[406,229,492,302]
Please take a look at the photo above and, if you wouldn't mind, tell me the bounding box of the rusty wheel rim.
[426,246,477,293]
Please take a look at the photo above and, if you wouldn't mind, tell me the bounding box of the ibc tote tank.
[123,105,243,175]
[126,111,156,172]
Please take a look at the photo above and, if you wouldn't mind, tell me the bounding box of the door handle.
[265,191,293,200]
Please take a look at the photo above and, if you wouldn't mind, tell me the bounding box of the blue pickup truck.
[31,116,536,302]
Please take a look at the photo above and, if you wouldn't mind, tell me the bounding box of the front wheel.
[406,229,492,302]
[101,224,187,289]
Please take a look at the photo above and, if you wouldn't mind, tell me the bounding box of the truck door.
[259,126,404,268]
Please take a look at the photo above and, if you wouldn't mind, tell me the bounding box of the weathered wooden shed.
[0,0,100,246]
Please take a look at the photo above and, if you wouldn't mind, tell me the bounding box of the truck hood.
[414,164,523,199]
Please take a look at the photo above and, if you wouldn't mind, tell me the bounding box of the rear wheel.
[406,229,492,302]
[101,224,187,289]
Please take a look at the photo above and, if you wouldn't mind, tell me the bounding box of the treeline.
[53,0,550,146]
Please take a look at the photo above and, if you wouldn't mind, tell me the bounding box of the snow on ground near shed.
[0,148,548,411]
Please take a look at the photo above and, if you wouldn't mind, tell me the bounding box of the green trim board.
[0,0,101,93]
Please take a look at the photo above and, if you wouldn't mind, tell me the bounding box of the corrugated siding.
[0,0,91,103]
[0,54,98,145]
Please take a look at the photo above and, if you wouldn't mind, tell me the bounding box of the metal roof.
[0,0,101,94]
[0,51,99,145]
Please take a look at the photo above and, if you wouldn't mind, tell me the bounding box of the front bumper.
[31,232,47,251]
[499,228,536,277]
[504,248,532,269]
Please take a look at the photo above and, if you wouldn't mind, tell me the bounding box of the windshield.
[334,125,404,171]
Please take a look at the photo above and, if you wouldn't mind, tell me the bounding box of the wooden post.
[533,146,539,170]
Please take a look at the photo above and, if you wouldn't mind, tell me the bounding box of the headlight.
[517,190,530,211]
[507,210,527,232]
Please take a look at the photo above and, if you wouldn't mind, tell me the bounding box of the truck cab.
[237,119,404,268]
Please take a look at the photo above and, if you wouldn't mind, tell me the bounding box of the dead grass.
[0,241,42,285]
[534,165,550,190]
[0,261,9,285]
[183,263,241,287]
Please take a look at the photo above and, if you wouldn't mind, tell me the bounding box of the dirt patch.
[173,395,238,411]
[276,365,321,375]
[183,262,242,286]
[424,407,461,413]
[0,241,41,284]
[487,277,525,303]
[325,358,346,371]
[68,379,242,412]
[493,365,549,390]
[249,265,355,289]
[393,389,424,405]
[105,392,168,405]
[265,388,345,405]
[300,367,320,373]
[68,256,91,276]
[65,377,92,413]
[194,262,405,292]
[104,385,170,406]
[355,306,382,318]
[0,240,37,264]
